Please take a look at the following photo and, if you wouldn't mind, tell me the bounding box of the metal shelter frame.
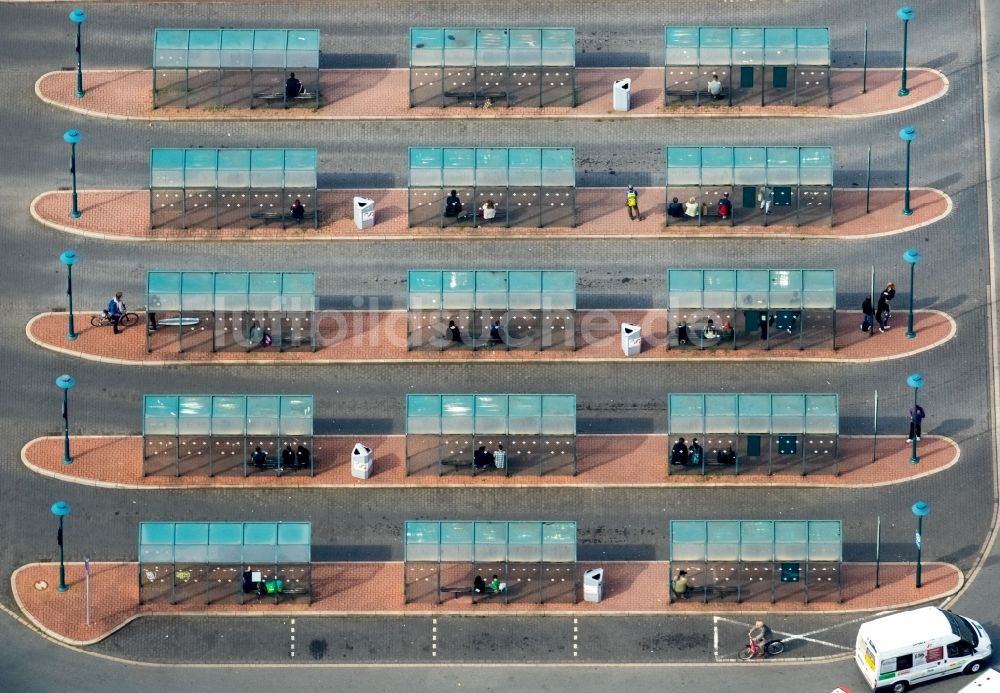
[138,521,312,605]
[404,520,577,604]
[669,520,842,604]
[664,146,833,228]
[405,394,577,477]
[149,148,319,230]
[145,271,317,354]
[667,393,839,476]
[409,27,576,108]
[666,269,837,351]
[408,147,576,228]
[664,27,831,107]
[152,28,321,109]
[142,395,315,478]
[407,270,577,351]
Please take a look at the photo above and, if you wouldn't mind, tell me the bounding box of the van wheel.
[965,660,984,675]
[891,682,909,693]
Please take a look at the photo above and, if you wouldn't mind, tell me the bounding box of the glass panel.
[732,28,764,65]
[666,147,702,186]
[180,272,214,312]
[736,270,769,309]
[771,394,806,433]
[541,28,575,66]
[706,520,740,562]
[214,272,249,312]
[441,395,475,434]
[247,396,281,436]
[764,28,796,65]
[150,149,185,189]
[542,522,576,562]
[508,271,542,309]
[243,522,278,546]
[443,28,476,66]
[699,27,732,65]
[740,521,774,561]
[508,148,542,187]
[802,270,836,309]
[508,394,542,434]
[808,521,842,561]
[177,395,211,435]
[408,147,444,187]
[475,148,509,187]
[475,270,508,310]
[217,150,251,189]
[703,270,737,309]
[670,520,707,562]
[405,521,441,562]
[281,272,316,313]
[734,147,767,186]
[798,147,832,186]
[283,149,318,189]
[775,521,808,561]
[144,395,179,436]
[541,395,576,435]
[766,147,799,186]
[701,147,734,186]
[220,29,253,69]
[248,272,282,312]
[476,28,508,66]
[441,148,476,187]
[211,396,246,436]
[174,522,210,563]
[805,395,839,434]
[208,523,243,564]
[668,394,704,434]
[542,271,576,310]
[250,150,285,189]
[139,522,175,563]
[148,271,182,311]
[440,521,474,562]
[738,394,771,433]
[474,522,508,562]
[796,28,830,65]
[278,522,311,545]
[408,270,443,310]
[153,29,189,69]
[252,30,288,69]
[769,270,803,309]
[187,30,222,69]
[406,395,441,435]
[411,28,444,67]
[475,395,508,435]
[509,28,542,66]
[286,30,320,69]
[705,394,739,433]
[280,396,313,436]
[667,269,703,309]
[664,27,699,66]
[541,148,575,188]
[442,270,475,310]
[184,149,218,189]
[508,522,542,562]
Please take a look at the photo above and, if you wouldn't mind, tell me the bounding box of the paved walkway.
[13,560,962,646]
[27,309,955,365]
[22,434,958,490]
[35,67,948,121]
[31,187,949,241]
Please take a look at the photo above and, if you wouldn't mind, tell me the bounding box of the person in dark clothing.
[488,320,503,346]
[908,404,925,442]
[667,197,685,219]
[670,437,689,465]
[474,446,491,469]
[281,443,295,470]
[251,446,268,468]
[473,574,487,593]
[296,444,311,469]
[444,190,462,217]
[285,72,303,99]
[760,312,769,340]
[717,444,737,465]
[677,321,690,345]
[861,295,875,332]
[290,198,305,221]
[876,282,896,332]
[718,192,732,219]
[689,438,704,466]
[447,319,462,345]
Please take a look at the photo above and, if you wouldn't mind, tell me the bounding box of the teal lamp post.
[897,7,914,96]
[899,126,916,216]
[903,248,921,338]
[51,501,72,592]
[56,375,75,464]
[69,9,87,97]
[64,130,82,218]
[911,501,929,588]
[59,250,78,341]
[906,373,924,464]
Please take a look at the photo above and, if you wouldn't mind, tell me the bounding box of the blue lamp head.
[899,126,917,142]
[897,7,914,21]
[56,374,76,390]
[63,130,82,145]
[51,500,72,517]
[59,250,78,266]
[903,248,921,265]
[69,8,87,24]
[906,373,924,390]
[911,500,929,517]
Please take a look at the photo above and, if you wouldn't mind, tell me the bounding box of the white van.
[855,607,992,692]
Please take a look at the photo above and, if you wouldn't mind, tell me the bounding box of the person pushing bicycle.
[105,291,126,334]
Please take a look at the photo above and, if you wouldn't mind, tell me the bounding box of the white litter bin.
[353,196,375,230]
[583,568,604,602]
[621,322,641,356]
[351,443,373,479]
[613,78,631,112]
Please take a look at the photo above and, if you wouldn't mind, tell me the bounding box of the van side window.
[947,642,973,658]
[895,654,913,671]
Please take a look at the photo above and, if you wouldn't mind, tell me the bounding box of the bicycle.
[738,636,785,660]
[91,310,140,329]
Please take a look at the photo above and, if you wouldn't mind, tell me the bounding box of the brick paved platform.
[21,434,957,490]
[36,67,947,121]
[31,187,949,241]
[27,309,955,365]
[13,560,962,646]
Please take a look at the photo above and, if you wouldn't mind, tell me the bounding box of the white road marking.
[713,616,720,660]
[714,616,853,652]
[432,618,437,657]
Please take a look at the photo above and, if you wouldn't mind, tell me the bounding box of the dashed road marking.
[574,618,579,657]
[432,618,437,657]
[289,618,295,658]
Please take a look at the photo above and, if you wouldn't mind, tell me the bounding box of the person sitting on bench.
[717,444,737,465]
[670,437,690,466]
[672,569,690,599]
[667,197,685,219]
[444,190,463,218]
[489,574,507,594]
[488,320,503,346]
[290,198,305,222]
[285,72,303,99]
[474,445,494,470]
[251,446,269,469]
[296,444,311,470]
[677,321,690,346]
[480,199,497,221]
[703,319,719,339]
[281,443,295,471]
[473,574,487,594]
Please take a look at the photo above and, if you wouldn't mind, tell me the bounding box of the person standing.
[861,295,874,332]
[877,282,896,332]
[625,185,642,221]
[707,74,723,100]
[908,403,925,442]
[107,291,125,334]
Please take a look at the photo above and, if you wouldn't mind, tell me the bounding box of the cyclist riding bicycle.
[749,620,772,654]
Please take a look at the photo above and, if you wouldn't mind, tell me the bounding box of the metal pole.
[62,388,72,464]
[75,22,84,97]
[865,145,872,214]
[872,389,879,462]
[57,516,68,592]
[84,557,91,625]
[906,259,916,337]
[66,263,77,340]
[902,138,913,215]
[875,515,881,588]
[69,142,81,219]
[899,20,910,96]
[862,24,869,93]
[915,513,923,587]
[911,387,920,464]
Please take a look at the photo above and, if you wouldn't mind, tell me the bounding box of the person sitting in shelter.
[480,199,497,221]
[285,72,303,99]
[473,574,487,594]
[251,446,269,469]
[703,318,719,339]
[684,196,700,218]
[672,569,690,599]
[447,319,463,345]
[677,321,690,346]
[296,444,311,470]
[281,443,295,470]
[689,438,704,466]
[493,444,507,470]
[489,574,507,594]
[717,444,737,465]
[290,198,305,222]
[667,196,685,219]
[257,577,285,598]
[488,319,503,346]
[707,74,723,100]
[718,192,732,219]
[670,437,690,466]
[474,446,489,470]
[444,190,463,217]
[248,319,264,347]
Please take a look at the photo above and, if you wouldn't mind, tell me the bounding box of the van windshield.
[942,610,979,647]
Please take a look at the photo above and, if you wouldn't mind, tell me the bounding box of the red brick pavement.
[32,187,948,241]
[13,560,962,645]
[36,67,946,120]
[27,309,955,364]
[22,434,957,489]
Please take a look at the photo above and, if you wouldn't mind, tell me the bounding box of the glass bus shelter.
[405,394,576,476]
[146,271,317,353]
[404,520,577,604]
[666,269,837,351]
[664,146,833,227]
[407,270,576,351]
[664,27,831,107]
[669,520,842,604]
[408,147,575,228]
[143,395,314,477]
[667,393,839,476]
[150,148,319,230]
[409,28,575,108]
[139,521,311,605]
[153,29,321,109]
